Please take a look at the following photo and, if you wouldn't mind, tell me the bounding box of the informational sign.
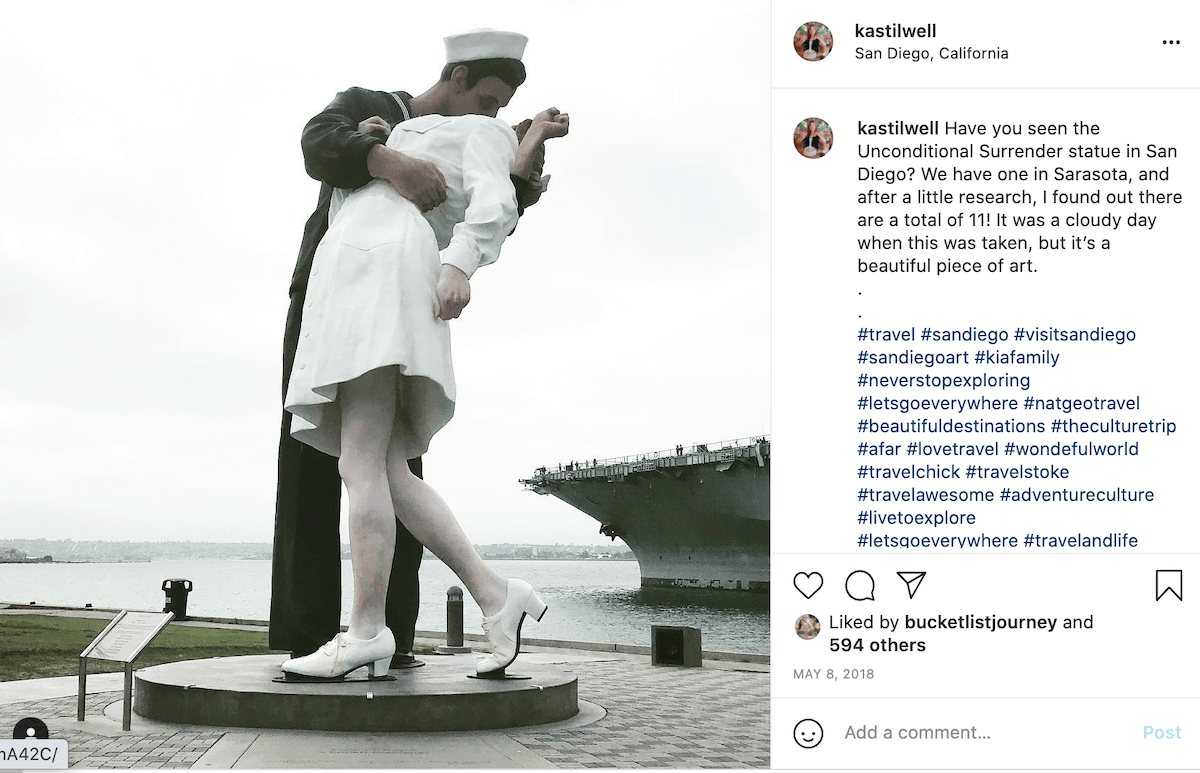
[78,610,174,731]
[81,611,173,663]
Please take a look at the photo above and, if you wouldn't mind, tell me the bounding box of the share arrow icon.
[897,571,926,599]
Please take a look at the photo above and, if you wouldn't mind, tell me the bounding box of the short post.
[123,662,133,731]
[436,586,473,654]
[77,657,87,722]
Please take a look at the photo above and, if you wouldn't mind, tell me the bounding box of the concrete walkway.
[1,616,769,768]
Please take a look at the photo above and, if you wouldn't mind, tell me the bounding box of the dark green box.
[651,625,702,667]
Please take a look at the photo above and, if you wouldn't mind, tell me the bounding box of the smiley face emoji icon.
[793,718,824,748]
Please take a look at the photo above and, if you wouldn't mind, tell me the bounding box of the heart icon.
[793,571,824,599]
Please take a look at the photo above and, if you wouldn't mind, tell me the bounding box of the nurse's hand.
[434,264,471,320]
[367,146,448,212]
[358,116,392,136]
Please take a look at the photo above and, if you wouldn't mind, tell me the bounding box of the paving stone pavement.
[1,659,768,768]
[513,660,770,769]
[1,693,225,768]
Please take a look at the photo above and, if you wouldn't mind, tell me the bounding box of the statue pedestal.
[134,654,577,732]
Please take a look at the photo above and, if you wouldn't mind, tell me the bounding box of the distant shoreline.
[0,540,634,564]
[0,559,147,564]
[0,556,636,564]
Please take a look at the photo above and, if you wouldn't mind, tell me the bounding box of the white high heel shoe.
[476,579,548,675]
[281,628,395,679]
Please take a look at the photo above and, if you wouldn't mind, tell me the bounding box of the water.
[0,559,768,654]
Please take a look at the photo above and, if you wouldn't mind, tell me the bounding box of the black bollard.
[436,586,473,654]
[447,586,464,646]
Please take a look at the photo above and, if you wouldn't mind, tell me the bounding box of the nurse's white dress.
[285,114,519,459]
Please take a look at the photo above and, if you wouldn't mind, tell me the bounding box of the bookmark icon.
[1156,570,1183,601]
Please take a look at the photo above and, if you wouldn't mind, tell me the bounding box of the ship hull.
[527,442,769,592]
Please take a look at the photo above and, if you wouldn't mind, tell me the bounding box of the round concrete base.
[134,654,578,732]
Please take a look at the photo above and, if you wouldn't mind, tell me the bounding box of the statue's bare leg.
[385,434,507,617]
[339,366,399,640]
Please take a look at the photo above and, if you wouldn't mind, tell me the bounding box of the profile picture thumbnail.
[794,118,833,159]
[794,22,833,61]
[795,614,821,640]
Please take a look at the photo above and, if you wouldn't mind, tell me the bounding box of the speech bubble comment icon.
[845,570,876,601]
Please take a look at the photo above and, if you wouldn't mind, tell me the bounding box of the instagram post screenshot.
[0,1,772,771]
[3,1,1195,771]
[773,0,1198,770]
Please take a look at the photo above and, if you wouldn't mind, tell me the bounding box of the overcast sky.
[0,1,770,546]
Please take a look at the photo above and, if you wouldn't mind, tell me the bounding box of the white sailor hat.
[444,28,528,63]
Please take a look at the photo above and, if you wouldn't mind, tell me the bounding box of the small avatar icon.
[795,614,821,640]
[794,118,833,159]
[794,22,833,61]
[794,718,824,748]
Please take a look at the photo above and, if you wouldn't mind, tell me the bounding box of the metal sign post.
[77,611,174,730]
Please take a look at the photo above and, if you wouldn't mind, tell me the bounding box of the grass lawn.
[0,613,285,682]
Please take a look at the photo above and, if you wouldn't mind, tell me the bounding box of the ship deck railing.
[522,435,770,485]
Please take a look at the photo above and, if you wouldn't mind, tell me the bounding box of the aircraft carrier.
[521,436,770,592]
